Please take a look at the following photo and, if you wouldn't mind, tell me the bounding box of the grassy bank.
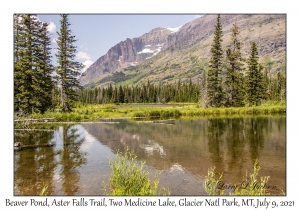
[20,101,285,122]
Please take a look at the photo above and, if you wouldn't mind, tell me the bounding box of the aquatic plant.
[203,166,225,196]
[203,159,284,196]
[105,148,166,196]
[39,184,48,196]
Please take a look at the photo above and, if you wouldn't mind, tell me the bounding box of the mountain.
[79,14,286,88]
[79,26,178,86]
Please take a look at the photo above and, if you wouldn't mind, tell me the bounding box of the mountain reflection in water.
[14,115,286,195]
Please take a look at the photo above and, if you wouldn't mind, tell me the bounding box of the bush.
[148,110,161,117]
[105,149,164,196]
[133,111,147,118]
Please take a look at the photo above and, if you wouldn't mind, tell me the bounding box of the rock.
[14,142,22,147]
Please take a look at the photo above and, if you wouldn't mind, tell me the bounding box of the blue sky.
[37,14,202,73]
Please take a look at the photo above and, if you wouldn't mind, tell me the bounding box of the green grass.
[104,148,167,196]
[16,100,286,123]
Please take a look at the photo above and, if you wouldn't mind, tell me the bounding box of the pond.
[14,115,286,196]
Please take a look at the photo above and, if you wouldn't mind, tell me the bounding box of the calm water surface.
[14,115,286,195]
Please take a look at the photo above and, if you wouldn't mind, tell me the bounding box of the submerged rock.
[14,142,22,150]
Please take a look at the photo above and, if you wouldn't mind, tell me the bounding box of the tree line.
[205,14,285,108]
[78,15,285,106]
[77,79,200,104]
[14,14,82,115]
[14,14,286,115]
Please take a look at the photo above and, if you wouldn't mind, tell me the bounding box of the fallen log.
[14,118,54,123]
[14,129,55,132]
[27,121,120,124]
[136,119,175,125]
[14,142,82,150]
[153,119,175,124]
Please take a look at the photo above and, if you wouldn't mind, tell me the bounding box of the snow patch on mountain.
[167,26,182,33]
[137,48,154,54]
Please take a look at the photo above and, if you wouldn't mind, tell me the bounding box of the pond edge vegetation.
[104,148,168,196]
[102,150,284,196]
[14,101,285,124]
[203,159,285,196]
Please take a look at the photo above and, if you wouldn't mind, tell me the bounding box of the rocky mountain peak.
[79,26,174,86]
[80,14,286,87]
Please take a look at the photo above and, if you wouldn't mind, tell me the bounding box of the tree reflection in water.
[57,125,86,195]
[14,130,56,195]
[14,125,87,195]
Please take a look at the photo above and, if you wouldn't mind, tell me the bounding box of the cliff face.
[79,27,174,86]
[165,14,285,57]
[80,14,286,87]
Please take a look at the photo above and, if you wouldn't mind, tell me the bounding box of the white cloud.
[51,38,57,43]
[47,22,56,33]
[81,60,93,73]
[76,51,91,60]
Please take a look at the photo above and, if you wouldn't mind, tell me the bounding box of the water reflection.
[57,125,86,195]
[207,118,226,172]
[224,117,247,180]
[14,125,87,195]
[14,130,56,195]
[14,115,286,195]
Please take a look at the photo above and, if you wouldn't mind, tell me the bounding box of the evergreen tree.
[245,42,266,106]
[56,14,83,112]
[224,23,245,107]
[277,72,286,101]
[14,14,25,113]
[14,14,54,114]
[200,69,208,107]
[14,14,35,114]
[207,14,224,107]
[270,72,286,101]
[33,22,55,112]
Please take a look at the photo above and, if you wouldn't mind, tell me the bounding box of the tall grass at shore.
[203,159,285,196]
[19,101,285,122]
[104,149,167,196]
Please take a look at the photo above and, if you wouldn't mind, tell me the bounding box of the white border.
[2,0,298,209]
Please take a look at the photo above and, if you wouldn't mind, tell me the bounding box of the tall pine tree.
[207,14,224,107]
[245,42,266,106]
[224,23,245,107]
[14,14,54,114]
[56,14,83,112]
[33,21,54,113]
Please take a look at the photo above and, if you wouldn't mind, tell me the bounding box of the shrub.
[203,160,284,196]
[105,149,164,196]
[149,110,161,117]
[203,166,225,196]
[172,109,181,117]
[133,112,147,118]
